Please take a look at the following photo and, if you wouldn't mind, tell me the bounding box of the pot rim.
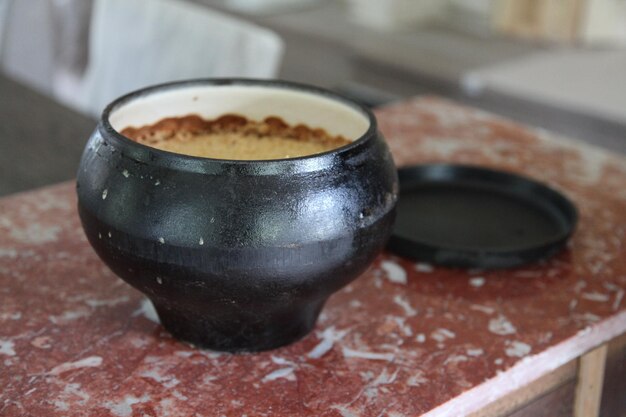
[99,78,379,174]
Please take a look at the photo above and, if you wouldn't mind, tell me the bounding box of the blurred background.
[1,0,625,196]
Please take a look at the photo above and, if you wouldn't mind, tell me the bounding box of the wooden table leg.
[574,344,608,417]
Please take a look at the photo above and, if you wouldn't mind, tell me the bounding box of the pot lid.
[387,164,578,269]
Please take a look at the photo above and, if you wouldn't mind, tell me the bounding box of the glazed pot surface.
[77,79,398,352]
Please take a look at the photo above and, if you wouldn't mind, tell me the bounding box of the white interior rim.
[108,84,371,141]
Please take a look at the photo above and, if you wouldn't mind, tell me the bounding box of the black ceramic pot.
[76,79,398,352]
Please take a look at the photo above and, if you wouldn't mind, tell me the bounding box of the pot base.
[153,297,327,352]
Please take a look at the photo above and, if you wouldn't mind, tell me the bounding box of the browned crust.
[120,114,350,148]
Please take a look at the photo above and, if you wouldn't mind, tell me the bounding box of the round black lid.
[387,164,578,269]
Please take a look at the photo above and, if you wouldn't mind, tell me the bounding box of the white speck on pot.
[156,277,162,285]
[199,237,204,245]
[158,237,165,244]
[108,232,112,238]
[154,179,160,186]
[102,189,108,200]
[98,233,102,239]
[122,170,129,178]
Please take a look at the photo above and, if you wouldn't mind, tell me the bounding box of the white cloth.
[0,0,57,93]
[68,0,283,117]
[463,49,626,124]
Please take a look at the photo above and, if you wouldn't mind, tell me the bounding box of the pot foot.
[153,297,327,352]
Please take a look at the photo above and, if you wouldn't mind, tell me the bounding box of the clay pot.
[76,79,398,352]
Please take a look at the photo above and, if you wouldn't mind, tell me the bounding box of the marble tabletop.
[1,97,625,416]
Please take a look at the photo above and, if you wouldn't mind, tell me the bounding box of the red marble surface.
[1,97,625,417]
